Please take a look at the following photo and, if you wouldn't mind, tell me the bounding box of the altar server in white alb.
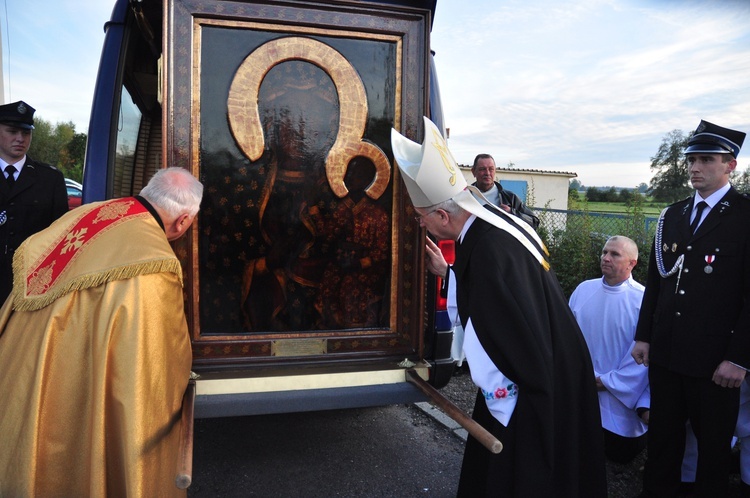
[569,235,650,463]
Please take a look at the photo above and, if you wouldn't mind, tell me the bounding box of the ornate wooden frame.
[164,0,432,368]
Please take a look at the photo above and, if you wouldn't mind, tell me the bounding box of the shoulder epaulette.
[26,157,59,171]
[666,195,692,207]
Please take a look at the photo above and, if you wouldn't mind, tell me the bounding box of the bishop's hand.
[425,237,448,277]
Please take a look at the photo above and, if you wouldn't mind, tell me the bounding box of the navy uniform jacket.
[0,158,68,303]
[635,187,750,377]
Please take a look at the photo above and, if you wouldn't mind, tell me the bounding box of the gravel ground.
[437,367,744,497]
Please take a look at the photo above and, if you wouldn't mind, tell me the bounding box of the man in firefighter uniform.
[0,100,68,303]
[633,120,749,496]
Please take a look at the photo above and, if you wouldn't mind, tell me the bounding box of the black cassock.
[453,217,607,497]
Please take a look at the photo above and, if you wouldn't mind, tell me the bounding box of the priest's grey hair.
[429,198,461,214]
[140,167,203,218]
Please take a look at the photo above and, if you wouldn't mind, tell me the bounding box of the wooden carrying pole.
[175,379,196,489]
[406,369,503,454]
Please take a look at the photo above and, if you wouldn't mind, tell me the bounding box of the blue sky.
[1,1,112,131]
[2,0,749,187]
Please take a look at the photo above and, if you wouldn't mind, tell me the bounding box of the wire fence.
[532,207,659,297]
[536,207,659,240]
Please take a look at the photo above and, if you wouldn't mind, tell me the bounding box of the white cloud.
[432,0,750,186]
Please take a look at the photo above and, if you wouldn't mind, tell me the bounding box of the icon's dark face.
[259,61,339,166]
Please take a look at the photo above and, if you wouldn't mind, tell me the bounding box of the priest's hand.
[631,341,650,367]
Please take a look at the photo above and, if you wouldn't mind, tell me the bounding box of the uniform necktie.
[690,201,707,234]
[4,165,16,189]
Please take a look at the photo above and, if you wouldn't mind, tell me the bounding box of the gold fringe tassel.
[11,257,184,312]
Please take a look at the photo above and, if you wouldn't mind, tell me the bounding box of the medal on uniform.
[663,243,669,252]
[704,254,715,274]
[0,211,6,226]
[672,243,677,253]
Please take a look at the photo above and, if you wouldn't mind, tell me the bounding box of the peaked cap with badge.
[390,116,549,268]
[0,100,36,130]
[685,119,745,158]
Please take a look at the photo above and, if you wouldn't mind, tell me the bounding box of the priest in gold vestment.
[0,167,203,497]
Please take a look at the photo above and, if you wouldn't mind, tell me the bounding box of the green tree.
[61,133,87,182]
[585,186,602,202]
[621,193,651,285]
[568,186,580,206]
[648,129,692,203]
[731,165,750,194]
[604,186,619,202]
[27,116,85,181]
[570,179,582,191]
[619,188,633,203]
[28,117,55,163]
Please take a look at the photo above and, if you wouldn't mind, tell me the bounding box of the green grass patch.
[584,201,664,216]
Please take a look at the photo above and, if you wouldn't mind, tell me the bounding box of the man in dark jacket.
[471,153,539,229]
[632,120,749,496]
[0,101,68,303]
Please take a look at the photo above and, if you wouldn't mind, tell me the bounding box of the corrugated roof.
[458,165,578,178]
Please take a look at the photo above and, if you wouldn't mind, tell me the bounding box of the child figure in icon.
[315,157,390,329]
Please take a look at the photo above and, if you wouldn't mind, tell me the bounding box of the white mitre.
[390,116,549,269]
[390,116,465,207]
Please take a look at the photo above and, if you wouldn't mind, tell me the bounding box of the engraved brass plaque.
[271,339,327,357]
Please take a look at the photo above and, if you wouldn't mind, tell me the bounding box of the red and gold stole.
[25,198,146,298]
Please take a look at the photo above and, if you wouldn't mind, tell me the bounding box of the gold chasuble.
[0,198,191,497]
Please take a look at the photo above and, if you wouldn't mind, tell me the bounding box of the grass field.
[578,201,665,216]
